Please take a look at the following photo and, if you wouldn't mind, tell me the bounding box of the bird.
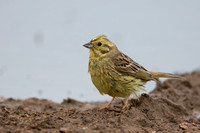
[83,35,184,109]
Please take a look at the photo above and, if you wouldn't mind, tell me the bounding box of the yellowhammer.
[83,35,183,109]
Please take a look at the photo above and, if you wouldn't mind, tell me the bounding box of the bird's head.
[83,35,118,57]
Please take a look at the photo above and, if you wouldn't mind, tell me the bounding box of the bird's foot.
[99,97,115,110]
[99,106,110,110]
[122,104,129,110]
[122,95,130,110]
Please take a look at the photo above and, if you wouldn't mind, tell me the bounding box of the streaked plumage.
[83,35,183,109]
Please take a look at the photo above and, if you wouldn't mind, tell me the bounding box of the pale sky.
[0,0,199,102]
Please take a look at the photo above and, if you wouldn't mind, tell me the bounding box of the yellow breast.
[88,57,144,98]
[88,58,110,95]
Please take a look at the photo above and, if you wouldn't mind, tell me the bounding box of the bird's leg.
[100,97,115,110]
[123,95,130,109]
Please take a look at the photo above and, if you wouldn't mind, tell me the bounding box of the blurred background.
[0,0,199,103]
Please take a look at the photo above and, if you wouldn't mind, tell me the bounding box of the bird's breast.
[88,58,112,94]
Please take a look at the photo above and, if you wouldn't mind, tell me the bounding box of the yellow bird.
[83,35,183,109]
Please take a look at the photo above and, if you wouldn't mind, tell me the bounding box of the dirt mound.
[0,71,200,132]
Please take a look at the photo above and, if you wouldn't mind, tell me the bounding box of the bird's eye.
[97,42,102,46]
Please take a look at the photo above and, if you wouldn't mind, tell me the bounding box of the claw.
[99,97,115,110]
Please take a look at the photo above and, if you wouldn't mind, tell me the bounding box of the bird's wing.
[112,53,153,80]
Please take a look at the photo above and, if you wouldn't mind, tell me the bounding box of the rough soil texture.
[0,71,200,133]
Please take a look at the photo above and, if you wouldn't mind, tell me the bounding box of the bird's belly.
[91,72,144,98]
[89,59,145,98]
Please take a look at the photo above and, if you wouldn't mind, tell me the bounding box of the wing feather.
[112,53,153,80]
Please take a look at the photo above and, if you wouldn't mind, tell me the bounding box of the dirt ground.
[0,71,200,133]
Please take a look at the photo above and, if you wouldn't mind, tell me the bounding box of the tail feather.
[149,71,185,80]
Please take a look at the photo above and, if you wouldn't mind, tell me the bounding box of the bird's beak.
[83,42,93,49]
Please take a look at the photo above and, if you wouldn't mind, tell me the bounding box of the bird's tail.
[149,71,185,80]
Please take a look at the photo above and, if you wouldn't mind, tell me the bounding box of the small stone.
[179,123,188,130]
[60,127,71,133]
[82,127,88,130]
